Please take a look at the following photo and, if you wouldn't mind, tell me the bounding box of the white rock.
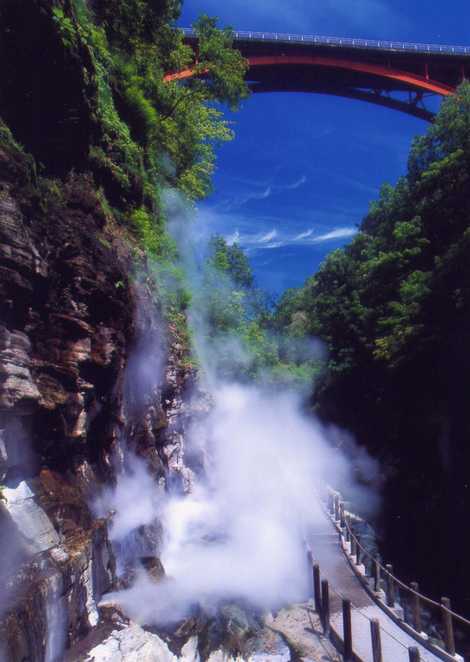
[180,636,200,662]
[207,651,244,662]
[249,652,290,662]
[85,624,178,662]
[2,480,60,554]
[83,559,99,627]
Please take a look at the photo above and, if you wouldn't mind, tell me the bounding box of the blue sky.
[178,1,470,295]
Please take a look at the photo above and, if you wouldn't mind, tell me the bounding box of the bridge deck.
[180,28,470,58]
[308,518,440,661]
[172,28,470,120]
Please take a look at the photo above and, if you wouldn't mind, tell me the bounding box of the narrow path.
[308,518,440,661]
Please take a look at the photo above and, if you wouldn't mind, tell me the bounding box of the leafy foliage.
[39,0,250,337]
[275,84,470,612]
[275,83,470,377]
[47,0,249,249]
[198,236,324,386]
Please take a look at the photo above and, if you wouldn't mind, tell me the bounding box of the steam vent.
[1,1,470,661]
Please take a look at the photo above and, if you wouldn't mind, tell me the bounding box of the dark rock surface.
[0,128,194,660]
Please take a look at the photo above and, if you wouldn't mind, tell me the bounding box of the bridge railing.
[179,27,470,58]
[325,488,470,661]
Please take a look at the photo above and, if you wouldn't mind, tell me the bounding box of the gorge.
[1,1,470,661]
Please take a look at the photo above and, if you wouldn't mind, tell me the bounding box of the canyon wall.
[0,117,194,661]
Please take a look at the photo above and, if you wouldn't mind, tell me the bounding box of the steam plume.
[98,189,379,627]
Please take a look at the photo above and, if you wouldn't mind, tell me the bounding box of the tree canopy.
[275,82,470,376]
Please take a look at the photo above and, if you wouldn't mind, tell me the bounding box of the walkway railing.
[320,488,469,661]
[307,553,428,662]
[179,28,470,58]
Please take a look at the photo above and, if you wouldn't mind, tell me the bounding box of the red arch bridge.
[164,29,470,121]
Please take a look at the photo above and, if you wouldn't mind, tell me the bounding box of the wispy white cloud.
[295,228,314,240]
[312,227,357,242]
[225,230,241,245]
[194,202,358,255]
[285,175,307,190]
[223,224,357,251]
[216,176,308,213]
[256,186,273,200]
[259,229,278,243]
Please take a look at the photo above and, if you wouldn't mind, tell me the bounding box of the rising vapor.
[97,188,378,627]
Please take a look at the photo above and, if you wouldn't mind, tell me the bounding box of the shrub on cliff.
[0,0,248,240]
[274,82,470,379]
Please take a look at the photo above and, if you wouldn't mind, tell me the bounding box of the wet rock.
[113,519,164,588]
[198,603,261,660]
[0,327,40,412]
[180,636,201,662]
[0,493,115,661]
[1,479,60,554]
[140,556,165,583]
[220,604,257,646]
[268,603,342,661]
[0,430,7,481]
[244,627,292,662]
[0,105,198,659]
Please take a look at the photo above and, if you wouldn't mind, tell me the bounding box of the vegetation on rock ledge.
[0,0,249,345]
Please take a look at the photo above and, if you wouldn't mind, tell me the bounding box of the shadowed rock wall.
[0,119,193,662]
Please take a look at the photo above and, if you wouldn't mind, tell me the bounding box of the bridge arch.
[164,30,469,120]
[165,55,453,97]
[164,57,454,121]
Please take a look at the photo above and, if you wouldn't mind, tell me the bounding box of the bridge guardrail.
[324,488,470,662]
[179,28,470,57]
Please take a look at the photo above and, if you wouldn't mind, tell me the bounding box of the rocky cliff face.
[0,124,196,660]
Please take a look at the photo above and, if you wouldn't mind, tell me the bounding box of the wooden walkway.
[308,517,443,661]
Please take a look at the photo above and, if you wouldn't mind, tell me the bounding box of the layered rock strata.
[0,130,194,660]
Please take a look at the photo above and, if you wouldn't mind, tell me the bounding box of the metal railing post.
[313,564,322,613]
[356,535,361,566]
[343,598,353,661]
[408,647,420,662]
[328,491,334,515]
[321,579,330,636]
[410,582,422,632]
[351,536,357,559]
[370,618,383,662]
[385,564,396,607]
[373,557,381,592]
[441,597,456,655]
